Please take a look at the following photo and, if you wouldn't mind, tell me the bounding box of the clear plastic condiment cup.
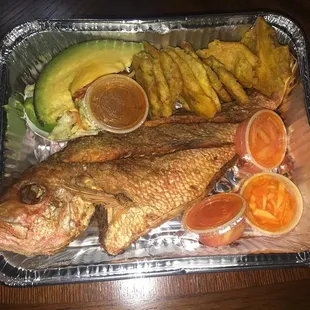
[182,193,247,247]
[83,74,149,134]
[234,110,287,172]
[240,172,303,236]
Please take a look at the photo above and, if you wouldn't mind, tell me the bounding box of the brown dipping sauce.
[85,74,148,132]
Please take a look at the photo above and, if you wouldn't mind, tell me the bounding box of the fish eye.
[19,183,46,205]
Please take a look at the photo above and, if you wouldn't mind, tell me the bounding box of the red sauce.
[85,74,148,130]
[185,194,244,231]
[183,193,246,247]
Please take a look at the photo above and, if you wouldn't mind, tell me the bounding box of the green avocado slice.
[34,40,144,126]
[24,98,55,133]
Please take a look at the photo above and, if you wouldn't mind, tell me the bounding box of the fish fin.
[99,196,206,256]
[206,153,239,192]
[96,203,131,247]
[100,148,239,255]
[95,205,109,245]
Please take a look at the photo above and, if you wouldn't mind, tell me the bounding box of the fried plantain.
[165,47,217,118]
[197,40,258,88]
[181,41,196,53]
[182,41,232,103]
[241,16,297,107]
[203,63,232,103]
[174,47,221,111]
[143,42,160,58]
[241,27,256,53]
[158,50,186,110]
[204,56,249,105]
[179,96,192,111]
[152,57,173,117]
[144,42,186,113]
[140,44,172,116]
[158,51,183,103]
[132,52,162,118]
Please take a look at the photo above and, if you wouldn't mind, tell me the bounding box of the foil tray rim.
[0,11,310,286]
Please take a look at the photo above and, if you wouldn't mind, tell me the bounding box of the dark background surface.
[1,0,310,309]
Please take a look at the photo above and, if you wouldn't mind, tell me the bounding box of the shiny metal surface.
[0,12,310,286]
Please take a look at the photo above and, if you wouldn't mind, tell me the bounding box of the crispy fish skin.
[58,122,237,163]
[197,40,259,88]
[204,56,249,105]
[165,47,217,119]
[132,52,162,118]
[181,41,232,103]
[0,142,236,256]
[175,47,221,111]
[247,89,282,110]
[143,103,262,127]
[95,145,237,255]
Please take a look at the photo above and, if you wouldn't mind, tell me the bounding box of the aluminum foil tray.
[1,12,310,286]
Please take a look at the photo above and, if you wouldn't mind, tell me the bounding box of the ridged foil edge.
[1,12,310,286]
[1,252,309,286]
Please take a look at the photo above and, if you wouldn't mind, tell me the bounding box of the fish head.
[0,166,95,256]
[0,169,66,216]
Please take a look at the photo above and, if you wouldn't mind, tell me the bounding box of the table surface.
[1,0,310,309]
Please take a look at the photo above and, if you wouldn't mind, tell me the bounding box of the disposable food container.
[1,12,310,286]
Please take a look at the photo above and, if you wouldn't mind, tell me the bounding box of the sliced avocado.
[24,98,55,132]
[34,40,144,126]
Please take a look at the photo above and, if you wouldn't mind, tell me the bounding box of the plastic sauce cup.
[235,110,287,171]
[240,173,303,236]
[84,74,149,134]
[182,193,247,247]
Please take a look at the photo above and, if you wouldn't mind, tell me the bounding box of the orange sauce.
[242,174,297,232]
[248,111,286,169]
[185,194,244,231]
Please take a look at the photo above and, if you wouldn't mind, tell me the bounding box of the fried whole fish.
[95,145,237,255]
[58,122,238,163]
[144,102,263,127]
[0,143,237,256]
